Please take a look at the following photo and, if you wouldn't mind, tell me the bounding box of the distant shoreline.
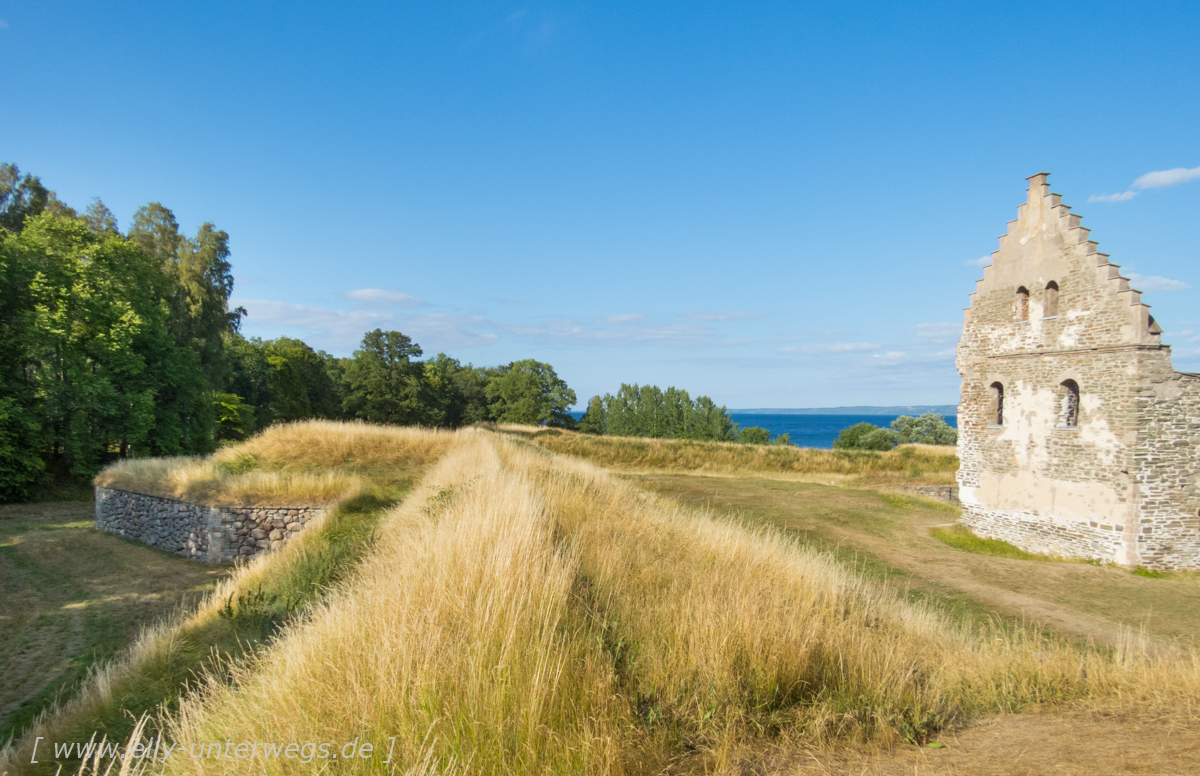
[730,405,958,416]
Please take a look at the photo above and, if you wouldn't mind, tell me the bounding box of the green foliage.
[486,359,577,427]
[0,164,49,233]
[213,393,256,442]
[342,329,429,425]
[737,426,771,444]
[603,384,735,441]
[421,353,491,427]
[773,432,793,446]
[577,395,606,435]
[833,422,899,451]
[0,164,251,498]
[891,413,958,446]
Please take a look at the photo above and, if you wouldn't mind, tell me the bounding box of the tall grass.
[94,421,453,505]
[126,430,1197,775]
[2,423,447,776]
[517,428,959,484]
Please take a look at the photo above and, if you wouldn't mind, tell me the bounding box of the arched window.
[1016,287,1030,321]
[989,382,1004,426]
[1044,281,1059,318]
[1060,380,1080,428]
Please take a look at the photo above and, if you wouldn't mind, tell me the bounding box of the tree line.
[576,384,791,445]
[0,164,579,501]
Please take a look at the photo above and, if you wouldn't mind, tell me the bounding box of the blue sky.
[3,1,1198,408]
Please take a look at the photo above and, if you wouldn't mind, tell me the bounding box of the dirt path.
[632,474,1200,648]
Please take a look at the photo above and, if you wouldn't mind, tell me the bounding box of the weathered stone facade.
[956,173,1200,570]
[95,486,327,564]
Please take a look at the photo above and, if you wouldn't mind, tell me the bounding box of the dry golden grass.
[93,421,454,506]
[514,427,959,485]
[102,429,1193,775]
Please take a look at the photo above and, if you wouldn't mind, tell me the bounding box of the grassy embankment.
[513,427,960,487]
[0,421,451,774]
[25,426,1196,776]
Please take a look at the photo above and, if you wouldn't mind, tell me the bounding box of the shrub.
[833,422,899,451]
[892,413,958,446]
[737,426,771,444]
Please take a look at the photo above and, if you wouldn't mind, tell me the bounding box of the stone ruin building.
[956,173,1200,570]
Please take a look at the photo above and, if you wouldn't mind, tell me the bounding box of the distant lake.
[567,413,957,450]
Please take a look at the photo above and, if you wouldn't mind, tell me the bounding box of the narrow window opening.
[1044,281,1059,318]
[1060,380,1080,428]
[1016,287,1030,321]
[989,382,1004,426]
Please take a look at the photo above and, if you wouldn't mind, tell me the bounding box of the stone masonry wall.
[956,174,1199,570]
[95,486,327,564]
[1132,370,1200,570]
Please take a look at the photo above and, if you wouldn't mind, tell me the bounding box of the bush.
[833,422,899,451]
[737,426,771,445]
[891,413,958,446]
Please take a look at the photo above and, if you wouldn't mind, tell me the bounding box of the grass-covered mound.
[94,420,452,505]
[7,426,1197,775]
[94,431,1197,775]
[516,426,959,486]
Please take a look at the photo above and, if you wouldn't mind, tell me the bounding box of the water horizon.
[567,412,958,450]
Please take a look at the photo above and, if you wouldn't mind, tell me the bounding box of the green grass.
[929,523,1053,561]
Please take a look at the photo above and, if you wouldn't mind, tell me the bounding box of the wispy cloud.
[777,343,880,355]
[1089,164,1200,203]
[602,313,645,323]
[402,313,499,349]
[680,311,767,322]
[1088,190,1138,203]
[344,288,428,306]
[509,318,744,348]
[915,322,960,342]
[0,19,9,28]
[1133,166,1200,190]
[1127,273,1189,292]
[235,298,393,351]
[963,256,991,268]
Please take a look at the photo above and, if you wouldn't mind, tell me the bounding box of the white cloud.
[402,313,499,350]
[235,298,394,351]
[1133,166,1200,190]
[870,351,909,365]
[1127,273,1189,292]
[964,256,991,268]
[680,311,768,321]
[510,318,739,348]
[1088,190,1138,203]
[602,313,645,323]
[915,322,960,342]
[777,343,880,355]
[1089,164,1200,204]
[344,288,428,306]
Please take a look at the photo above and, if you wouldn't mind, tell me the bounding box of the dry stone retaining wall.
[95,486,327,564]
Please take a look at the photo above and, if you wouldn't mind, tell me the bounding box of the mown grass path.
[0,500,226,743]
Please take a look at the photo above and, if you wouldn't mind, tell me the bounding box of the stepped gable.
[955,173,1200,571]
[962,172,1161,358]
